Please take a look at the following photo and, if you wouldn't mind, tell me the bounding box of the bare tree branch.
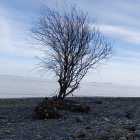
[30,5,112,99]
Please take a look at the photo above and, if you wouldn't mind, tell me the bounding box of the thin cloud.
[0,5,38,57]
[100,24,140,45]
[116,48,140,58]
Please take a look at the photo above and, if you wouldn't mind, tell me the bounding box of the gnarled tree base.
[35,97,90,119]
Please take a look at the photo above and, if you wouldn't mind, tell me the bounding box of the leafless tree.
[30,5,112,99]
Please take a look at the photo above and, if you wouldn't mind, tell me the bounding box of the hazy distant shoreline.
[0,75,140,98]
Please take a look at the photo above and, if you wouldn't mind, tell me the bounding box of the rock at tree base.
[35,98,90,119]
[35,98,61,119]
[35,106,61,119]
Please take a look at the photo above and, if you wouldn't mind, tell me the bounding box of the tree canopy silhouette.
[30,5,112,99]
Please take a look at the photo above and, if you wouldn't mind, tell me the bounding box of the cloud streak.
[100,24,140,45]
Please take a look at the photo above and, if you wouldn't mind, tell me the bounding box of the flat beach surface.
[0,97,140,140]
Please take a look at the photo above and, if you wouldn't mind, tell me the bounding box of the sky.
[0,0,140,86]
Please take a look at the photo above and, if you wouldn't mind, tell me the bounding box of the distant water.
[0,75,140,98]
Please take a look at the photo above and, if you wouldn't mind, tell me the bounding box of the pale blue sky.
[0,0,140,86]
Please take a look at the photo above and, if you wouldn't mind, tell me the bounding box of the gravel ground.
[0,97,140,140]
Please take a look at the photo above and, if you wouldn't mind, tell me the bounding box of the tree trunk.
[58,86,67,99]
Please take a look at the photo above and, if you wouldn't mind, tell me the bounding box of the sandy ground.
[0,97,140,140]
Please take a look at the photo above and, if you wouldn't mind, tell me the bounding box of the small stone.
[104,117,109,121]
[136,124,140,130]
[127,137,134,140]
[96,132,109,140]
[74,129,87,138]
[118,137,127,140]
[20,122,25,126]
[125,112,133,119]
[86,132,92,138]
[134,137,140,140]
[90,120,96,125]
[37,134,42,138]
[85,126,90,129]
[75,116,83,122]
[108,137,115,140]
[124,125,136,131]
[126,134,134,140]
[0,116,5,119]
[4,130,12,135]
[114,129,124,138]
[135,130,140,137]
[116,113,124,118]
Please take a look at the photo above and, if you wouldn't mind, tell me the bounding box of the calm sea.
[0,75,140,98]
